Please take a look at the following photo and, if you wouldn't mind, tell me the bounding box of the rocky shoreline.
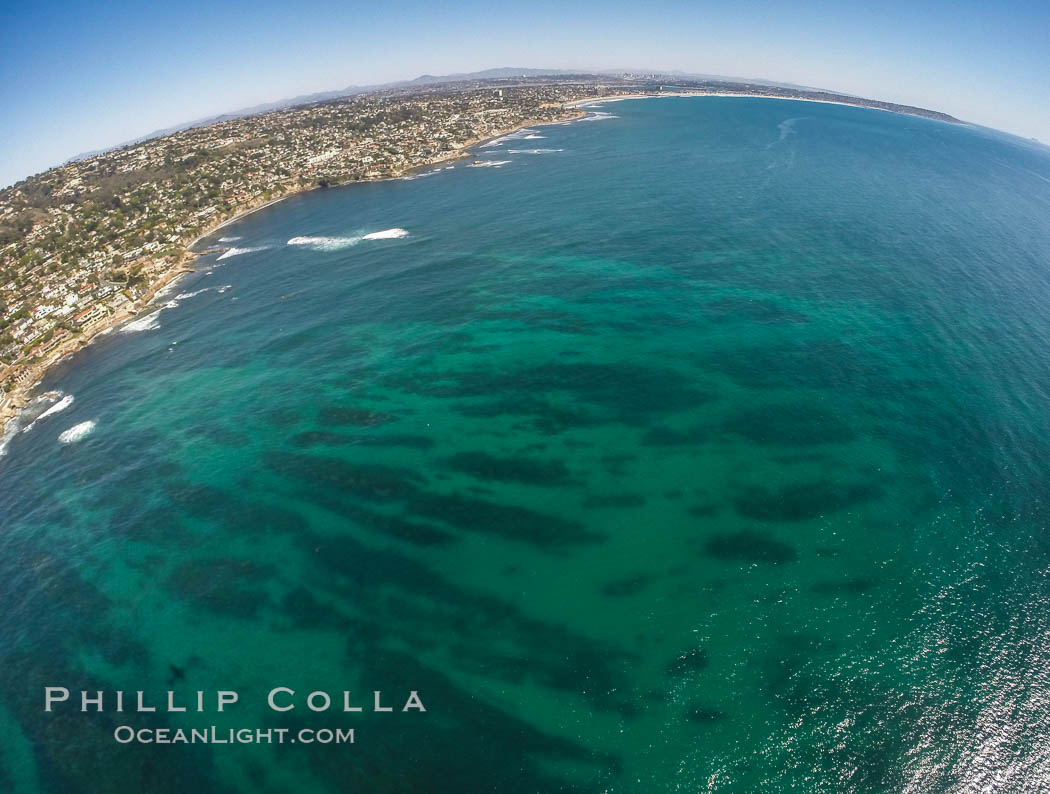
[0,105,587,442]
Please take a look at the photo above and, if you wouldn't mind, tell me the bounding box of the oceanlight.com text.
[113,726,355,744]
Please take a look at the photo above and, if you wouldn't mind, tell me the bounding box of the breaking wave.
[467,160,511,168]
[362,228,409,240]
[218,236,242,242]
[556,110,619,123]
[507,148,564,154]
[481,128,537,147]
[22,394,75,434]
[288,228,409,250]
[399,170,441,181]
[217,246,268,260]
[0,427,14,456]
[38,393,75,420]
[84,326,115,348]
[121,312,163,333]
[153,278,187,301]
[174,288,210,300]
[3,392,76,447]
[58,420,96,444]
[287,236,358,250]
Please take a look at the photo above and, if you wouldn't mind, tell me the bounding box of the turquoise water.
[3,97,1050,792]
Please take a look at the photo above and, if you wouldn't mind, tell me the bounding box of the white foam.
[59,420,96,444]
[557,110,618,123]
[400,170,441,181]
[217,284,233,294]
[174,287,210,300]
[507,148,564,154]
[288,235,361,250]
[467,160,511,168]
[288,229,408,249]
[153,280,182,300]
[22,394,75,434]
[39,394,74,420]
[0,398,39,454]
[40,394,74,419]
[481,128,537,147]
[219,236,242,242]
[122,312,162,333]
[217,246,267,261]
[12,392,74,437]
[523,134,546,139]
[85,326,114,348]
[362,228,409,240]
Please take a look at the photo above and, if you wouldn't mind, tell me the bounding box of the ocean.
[2,96,1050,792]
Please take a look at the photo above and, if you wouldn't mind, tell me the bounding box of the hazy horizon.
[17,68,976,166]
[3,0,1049,188]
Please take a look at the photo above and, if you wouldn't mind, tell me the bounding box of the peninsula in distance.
[0,71,961,436]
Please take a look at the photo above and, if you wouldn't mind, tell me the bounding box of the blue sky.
[2,0,1049,187]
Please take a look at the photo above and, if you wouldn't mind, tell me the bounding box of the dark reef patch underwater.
[3,96,1050,792]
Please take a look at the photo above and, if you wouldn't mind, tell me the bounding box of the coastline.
[566,91,965,124]
[199,108,586,247]
[194,194,292,245]
[0,106,587,442]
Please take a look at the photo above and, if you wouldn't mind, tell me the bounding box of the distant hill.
[64,66,866,164]
[407,67,578,84]
[66,85,364,161]
[65,68,584,164]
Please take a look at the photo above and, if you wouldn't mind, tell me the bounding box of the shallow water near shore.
[3,97,1050,792]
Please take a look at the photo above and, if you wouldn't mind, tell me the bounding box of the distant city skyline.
[3,0,1049,188]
